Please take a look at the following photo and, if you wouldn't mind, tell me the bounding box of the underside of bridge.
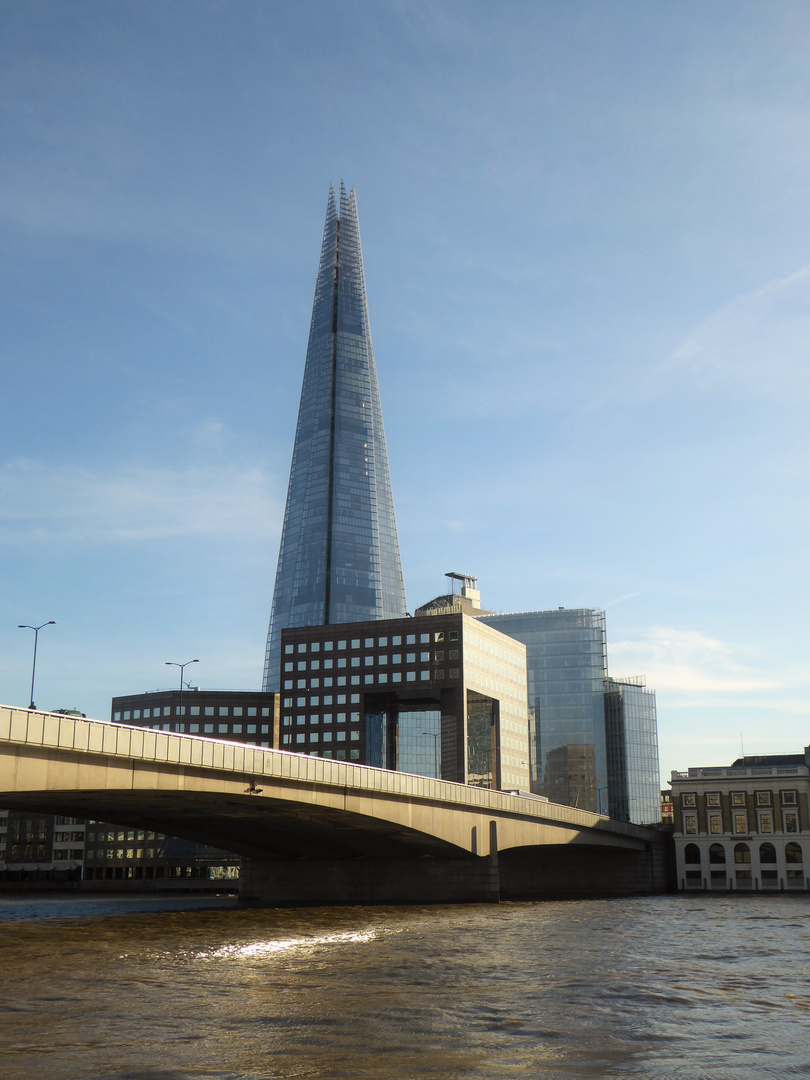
[0,788,465,861]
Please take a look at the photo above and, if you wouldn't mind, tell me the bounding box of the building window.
[709,843,725,864]
[760,842,777,863]
[204,724,214,734]
[758,813,773,834]
[709,815,722,835]
[435,632,444,642]
[781,790,797,805]
[285,645,294,654]
[449,669,459,679]
[682,793,696,807]
[449,631,458,641]
[706,792,721,807]
[756,791,771,806]
[784,812,799,833]
[786,842,803,863]
[683,815,697,835]
[731,792,746,806]
[733,813,748,835]
[190,706,200,716]
[205,707,214,716]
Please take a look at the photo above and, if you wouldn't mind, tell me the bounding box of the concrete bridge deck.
[0,706,669,904]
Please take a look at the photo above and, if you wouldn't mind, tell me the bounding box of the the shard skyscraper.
[262,185,407,691]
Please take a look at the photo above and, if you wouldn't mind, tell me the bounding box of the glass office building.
[604,677,660,824]
[263,185,407,691]
[478,608,661,824]
[480,609,609,813]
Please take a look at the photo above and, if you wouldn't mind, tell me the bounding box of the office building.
[279,612,530,792]
[477,608,609,811]
[477,607,660,823]
[263,184,407,691]
[112,689,278,745]
[671,750,810,891]
[96,689,278,885]
[604,676,660,824]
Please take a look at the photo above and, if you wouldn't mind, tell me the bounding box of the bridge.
[0,705,668,904]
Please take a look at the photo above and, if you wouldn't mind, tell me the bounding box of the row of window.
[683,810,800,835]
[684,842,803,864]
[281,671,456,690]
[284,651,460,672]
[115,705,272,721]
[282,731,361,745]
[146,723,271,737]
[285,632,459,653]
[85,848,161,862]
[682,790,797,807]
[282,714,359,725]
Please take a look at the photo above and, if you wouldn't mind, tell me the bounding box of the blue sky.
[1,0,808,782]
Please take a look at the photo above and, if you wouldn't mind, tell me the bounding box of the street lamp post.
[165,659,199,721]
[423,730,441,779]
[18,621,56,710]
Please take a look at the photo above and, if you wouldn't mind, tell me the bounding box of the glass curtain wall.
[263,185,407,691]
[479,610,608,812]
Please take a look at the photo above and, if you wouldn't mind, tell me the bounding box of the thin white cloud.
[0,459,280,545]
[656,264,810,402]
[610,627,780,695]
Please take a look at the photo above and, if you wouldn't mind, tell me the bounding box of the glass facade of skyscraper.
[479,609,609,813]
[478,608,661,824]
[263,185,406,691]
[604,677,661,824]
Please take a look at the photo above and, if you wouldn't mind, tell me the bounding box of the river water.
[0,893,809,1079]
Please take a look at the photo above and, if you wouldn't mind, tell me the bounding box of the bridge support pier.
[239,855,501,906]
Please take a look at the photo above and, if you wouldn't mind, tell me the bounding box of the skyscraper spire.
[262,185,407,691]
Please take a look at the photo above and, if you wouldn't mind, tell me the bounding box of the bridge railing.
[0,705,650,839]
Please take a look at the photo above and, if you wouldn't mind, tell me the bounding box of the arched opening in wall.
[734,842,752,888]
[760,842,778,887]
[708,843,726,887]
[786,842,804,888]
[683,843,702,887]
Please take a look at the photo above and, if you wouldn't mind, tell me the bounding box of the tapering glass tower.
[262,185,407,691]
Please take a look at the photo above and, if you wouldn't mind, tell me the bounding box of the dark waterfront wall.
[240,836,671,905]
